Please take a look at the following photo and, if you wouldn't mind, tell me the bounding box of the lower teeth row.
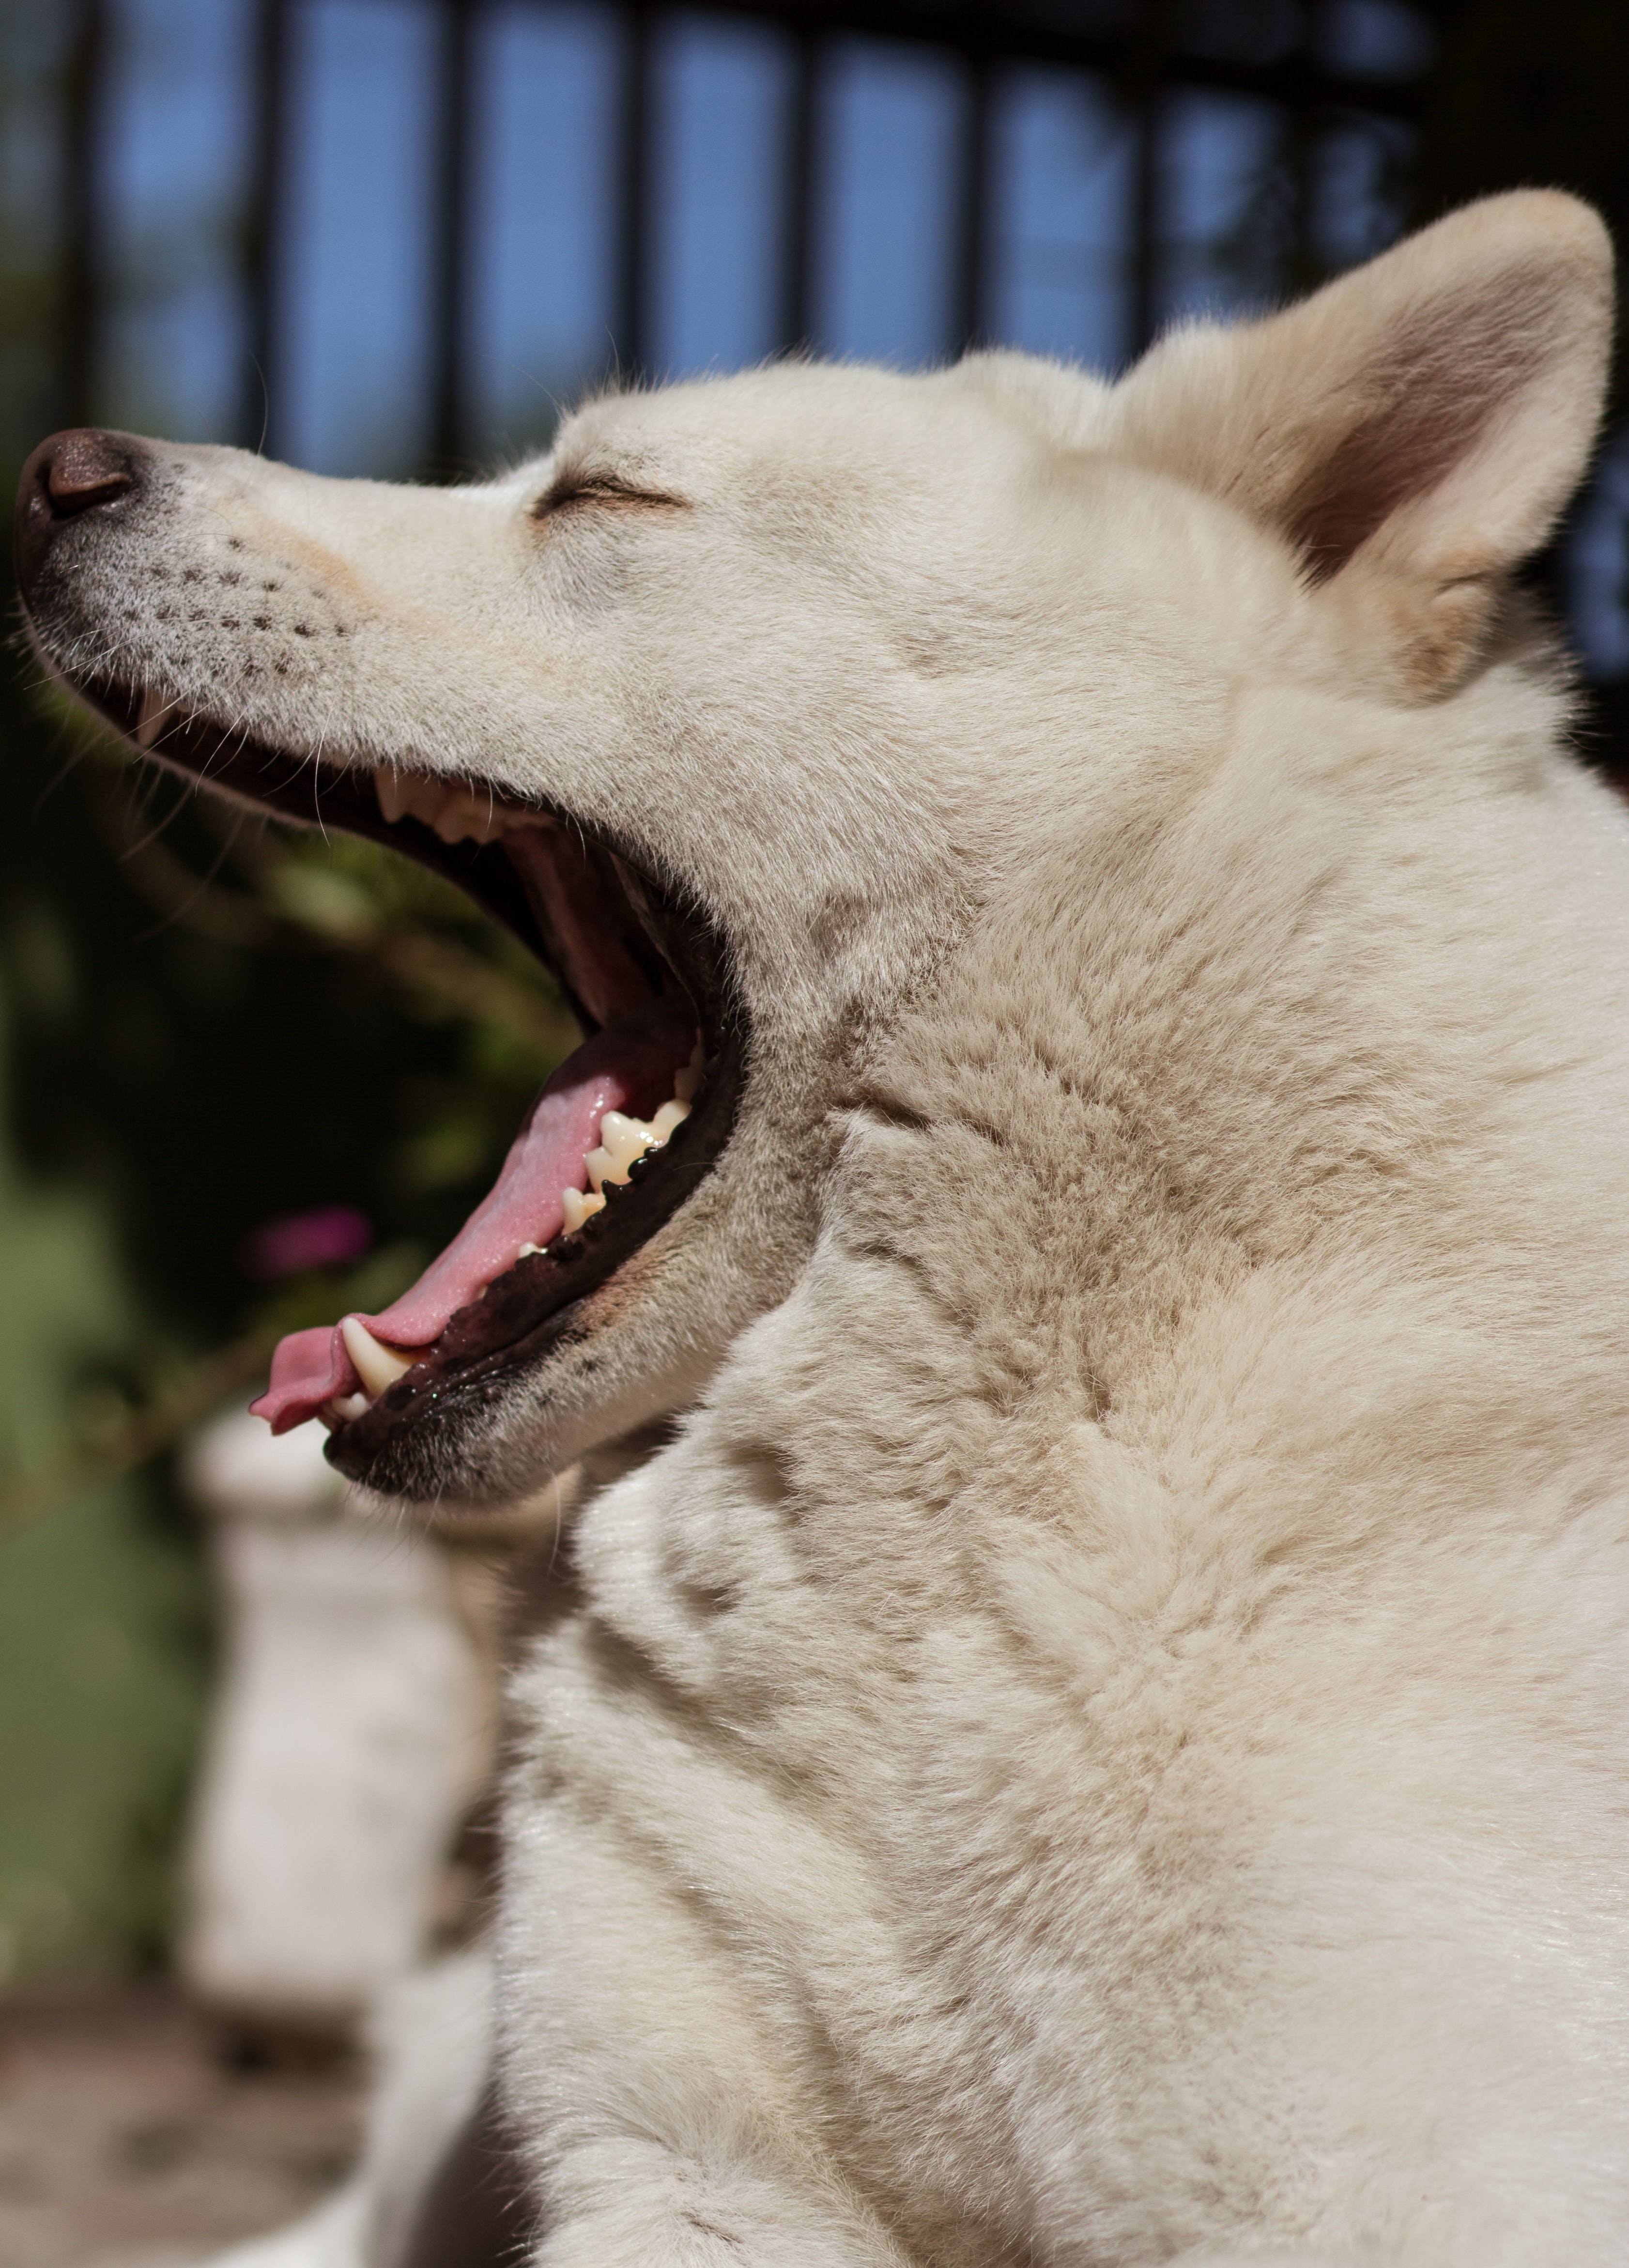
[522,1039,703,1255]
[324,1042,704,1426]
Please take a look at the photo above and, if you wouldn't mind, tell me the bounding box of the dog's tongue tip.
[250,1323,353,1434]
[251,998,696,1435]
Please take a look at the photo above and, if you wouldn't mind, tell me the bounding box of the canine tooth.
[518,1241,544,1259]
[375,770,411,823]
[674,1040,705,1105]
[380,772,428,825]
[136,690,172,750]
[650,1097,690,1141]
[561,1186,605,1234]
[341,1315,417,1398]
[599,1110,657,1171]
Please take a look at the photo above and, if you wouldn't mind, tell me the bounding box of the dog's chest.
[520,1371,1629,2260]
[534,1419,1263,2251]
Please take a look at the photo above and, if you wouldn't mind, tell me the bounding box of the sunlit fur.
[101,191,1629,2263]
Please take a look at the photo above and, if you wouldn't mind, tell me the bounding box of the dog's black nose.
[15,428,144,591]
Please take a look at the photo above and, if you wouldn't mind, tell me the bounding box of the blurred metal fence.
[53,0,1439,471]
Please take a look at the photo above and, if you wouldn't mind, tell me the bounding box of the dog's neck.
[741,669,1629,1555]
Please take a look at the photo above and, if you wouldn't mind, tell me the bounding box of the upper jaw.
[61,669,561,970]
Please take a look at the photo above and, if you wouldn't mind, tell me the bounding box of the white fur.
[53,195,1629,2262]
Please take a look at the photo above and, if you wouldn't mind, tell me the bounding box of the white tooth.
[430,788,501,845]
[376,770,410,823]
[380,772,444,829]
[430,791,473,843]
[650,1097,690,1141]
[517,1241,544,1259]
[561,1186,605,1234]
[674,1040,705,1104]
[341,1315,418,1399]
[584,1144,619,1192]
[389,777,507,843]
[136,690,172,750]
[384,775,457,832]
[599,1110,655,1171]
[319,1391,370,1431]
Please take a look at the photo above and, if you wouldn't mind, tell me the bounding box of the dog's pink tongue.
[251,999,695,1435]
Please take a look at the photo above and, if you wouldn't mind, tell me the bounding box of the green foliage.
[0,977,207,1980]
[0,664,576,1984]
[0,1481,205,1982]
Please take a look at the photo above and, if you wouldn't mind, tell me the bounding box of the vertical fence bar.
[613,2,654,377]
[778,25,818,354]
[953,54,996,354]
[1124,0,1177,357]
[61,0,109,430]
[429,0,477,470]
[1126,18,1166,361]
[1281,2,1320,295]
[1282,99,1320,293]
[1127,92,1158,356]
[244,0,291,453]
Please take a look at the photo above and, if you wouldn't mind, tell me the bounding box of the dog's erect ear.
[1113,191,1614,692]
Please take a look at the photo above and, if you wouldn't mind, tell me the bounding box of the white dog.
[18,190,1629,2267]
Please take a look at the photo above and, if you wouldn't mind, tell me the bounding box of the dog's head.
[15,192,1611,1504]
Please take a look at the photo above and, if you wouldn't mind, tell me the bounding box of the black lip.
[55,671,745,1485]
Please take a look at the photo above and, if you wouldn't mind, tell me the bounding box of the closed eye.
[533,473,688,519]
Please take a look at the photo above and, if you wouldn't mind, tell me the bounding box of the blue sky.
[87,0,1419,467]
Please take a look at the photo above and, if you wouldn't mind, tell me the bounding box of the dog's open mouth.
[69,679,744,1473]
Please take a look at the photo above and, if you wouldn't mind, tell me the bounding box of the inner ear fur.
[1113,191,1614,694]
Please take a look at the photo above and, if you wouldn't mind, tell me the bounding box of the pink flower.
[244,1206,373,1281]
